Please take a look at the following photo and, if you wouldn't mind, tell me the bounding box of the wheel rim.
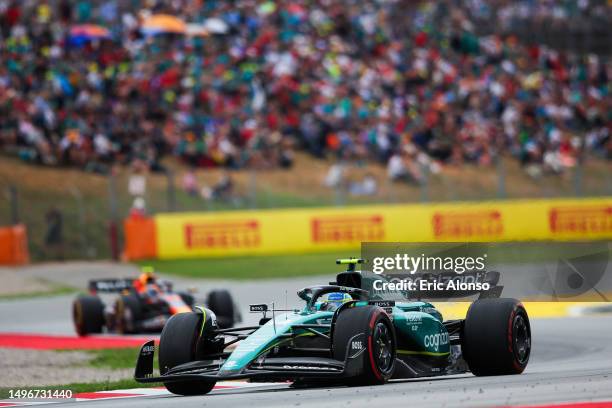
[513,314,531,364]
[372,321,394,374]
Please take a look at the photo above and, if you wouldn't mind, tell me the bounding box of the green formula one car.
[134,259,531,395]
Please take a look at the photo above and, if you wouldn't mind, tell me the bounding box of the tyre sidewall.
[115,294,142,334]
[73,295,104,336]
[333,305,396,384]
[159,312,216,395]
[462,298,531,376]
[206,290,235,328]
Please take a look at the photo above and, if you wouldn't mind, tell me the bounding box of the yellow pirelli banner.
[148,197,612,259]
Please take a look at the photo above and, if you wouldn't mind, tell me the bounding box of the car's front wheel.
[159,312,216,395]
[332,305,396,385]
[73,295,105,336]
[462,298,531,376]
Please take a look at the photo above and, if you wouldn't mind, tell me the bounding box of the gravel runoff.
[0,348,132,388]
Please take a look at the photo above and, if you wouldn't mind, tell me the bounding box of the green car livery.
[134,259,531,395]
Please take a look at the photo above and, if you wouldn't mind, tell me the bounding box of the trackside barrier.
[0,224,30,265]
[122,197,612,260]
[123,216,157,261]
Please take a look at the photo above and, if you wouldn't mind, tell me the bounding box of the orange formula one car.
[72,268,239,335]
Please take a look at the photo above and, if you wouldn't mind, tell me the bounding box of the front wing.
[134,336,367,383]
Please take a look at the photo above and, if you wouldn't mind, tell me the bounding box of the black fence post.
[496,157,507,199]
[166,170,176,212]
[420,162,429,203]
[108,172,119,261]
[9,185,19,224]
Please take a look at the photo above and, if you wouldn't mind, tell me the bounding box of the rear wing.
[88,278,134,294]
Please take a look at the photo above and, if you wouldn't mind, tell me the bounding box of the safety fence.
[2,162,611,263]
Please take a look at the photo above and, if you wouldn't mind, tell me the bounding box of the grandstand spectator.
[0,0,609,177]
[201,172,235,202]
[349,173,378,197]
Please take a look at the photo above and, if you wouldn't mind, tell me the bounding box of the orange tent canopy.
[141,14,187,34]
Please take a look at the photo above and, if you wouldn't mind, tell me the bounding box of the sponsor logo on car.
[432,211,503,239]
[184,220,260,249]
[250,304,268,312]
[406,314,423,325]
[424,332,449,351]
[549,206,612,234]
[223,361,238,368]
[311,215,384,243]
[281,365,337,371]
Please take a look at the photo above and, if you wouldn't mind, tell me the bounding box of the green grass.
[138,251,350,279]
[0,347,161,399]
[86,347,157,371]
[136,242,611,280]
[0,379,160,399]
[56,347,159,371]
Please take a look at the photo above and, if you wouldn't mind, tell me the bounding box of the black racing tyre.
[178,292,195,308]
[462,298,531,376]
[159,312,216,395]
[206,290,235,328]
[332,306,396,385]
[73,295,105,336]
[115,294,143,334]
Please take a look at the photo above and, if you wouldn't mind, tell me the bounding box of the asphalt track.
[0,274,329,334]
[25,315,608,408]
[2,268,612,407]
[3,299,611,408]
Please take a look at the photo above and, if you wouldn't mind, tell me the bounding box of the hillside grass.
[1,154,610,261]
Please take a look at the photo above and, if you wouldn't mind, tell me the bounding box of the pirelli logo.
[184,221,260,249]
[549,206,612,234]
[432,211,503,239]
[311,215,384,243]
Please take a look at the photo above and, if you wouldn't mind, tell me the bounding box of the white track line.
[0,382,288,406]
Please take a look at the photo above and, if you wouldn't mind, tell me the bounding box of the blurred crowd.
[0,0,610,180]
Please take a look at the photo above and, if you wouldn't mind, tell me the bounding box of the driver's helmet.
[144,284,161,300]
[317,292,352,312]
[138,266,157,287]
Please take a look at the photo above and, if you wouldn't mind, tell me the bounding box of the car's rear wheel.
[462,298,531,376]
[73,295,105,336]
[159,312,216,395]
[206,290,235,328]
[115,294,142,334]
[332,305,396,385]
